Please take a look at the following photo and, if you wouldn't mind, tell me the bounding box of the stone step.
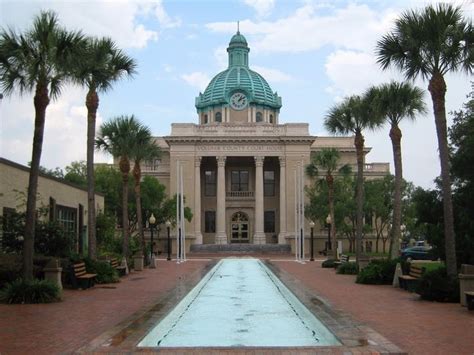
[189,244,291,254]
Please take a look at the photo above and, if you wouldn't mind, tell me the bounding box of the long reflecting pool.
[138,258,340,348]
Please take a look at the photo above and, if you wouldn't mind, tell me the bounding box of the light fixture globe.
[149,213,156,225]
[165,220,171,227]
[326,214,332,225]
[309,221,315,228]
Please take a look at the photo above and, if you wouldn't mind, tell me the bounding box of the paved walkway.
[273,260,474,355]
[0,256,472,354]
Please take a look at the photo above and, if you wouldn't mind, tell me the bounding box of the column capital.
[217,156,226,167]
[254,156,264,167]
[278,156,286,167]
[194,156,202,167]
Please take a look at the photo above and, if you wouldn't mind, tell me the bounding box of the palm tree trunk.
[428,72,457,278]
[327,175,337,257]
[120,157,130,256]
[133,162,145,256]
[390,123,403,260]
[23,83,50,280]
[354,130,365,266]
[86,89,98,259]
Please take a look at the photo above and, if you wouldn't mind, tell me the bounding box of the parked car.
[400,246,434,261]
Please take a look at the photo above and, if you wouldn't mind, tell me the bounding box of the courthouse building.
[143,32,389,253]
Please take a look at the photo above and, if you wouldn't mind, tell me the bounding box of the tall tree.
[367,82,426,258]
[376,4,473,277]
[306,148,345,257]
[324,95,383,265]
[0,11,84,279]
[73,37,136,260]
[131,128,160,257]
[96,115,145,257]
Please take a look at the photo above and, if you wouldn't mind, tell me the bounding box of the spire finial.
[237,21,240,34]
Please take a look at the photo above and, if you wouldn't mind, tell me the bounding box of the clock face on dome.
[230,92,248,110]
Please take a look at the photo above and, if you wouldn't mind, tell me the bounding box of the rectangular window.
[205,211,216,233]
[264,170,275,196]
[264,210,275,233]
[231,170,249,191]
[57,205,77,239]
[204,170,216,196]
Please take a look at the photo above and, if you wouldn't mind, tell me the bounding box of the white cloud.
[181,72,211,92]
[207,3,396,54]
[154,0,182,28]
[0,87,110,170]
[252,65,292,83]
[0,0,182,49]
[243,0,275,18]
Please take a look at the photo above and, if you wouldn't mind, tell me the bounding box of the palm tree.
[96,115,145,257]
[324,95,383,265]
[0,11,84,279]
[131,129,160,258]
[306,148,344,257]
[376,4,472,277]
[73,37,136,260]
[367,82,426,259]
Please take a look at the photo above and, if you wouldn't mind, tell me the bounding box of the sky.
[0,0,472,189]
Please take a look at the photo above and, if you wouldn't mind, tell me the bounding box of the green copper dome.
[195,31,282,112]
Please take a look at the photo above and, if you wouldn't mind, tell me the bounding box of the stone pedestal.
[133,255,144,271]
[358,255,371,270]
[44,259,63,290]
[393,262,403,288]
[149,255,157,269]
[121,256,129,275]
[459,264,474,307]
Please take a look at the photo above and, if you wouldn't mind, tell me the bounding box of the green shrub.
[416,266,460,302]
[0,254,22,289]
[84,259,119,284]
[0,279,61,304]
[1,210,73,257]
[336,262,358,275]
[322,259,337,268]
[356,258,409,285]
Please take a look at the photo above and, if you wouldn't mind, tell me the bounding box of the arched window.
[256,111,263,122]
[269,114,274,123]
[203,114,208,124]
[215,112,222,122]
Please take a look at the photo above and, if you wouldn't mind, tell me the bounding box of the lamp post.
[149,214,156,268]
[166,220,171,261]
[309,221,315,261]
[326,214,332,256]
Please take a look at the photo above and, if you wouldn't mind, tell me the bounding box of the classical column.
[254,156,266,244]
[278,156,287,244]
[215,156,227,244]
[194,157,203,244]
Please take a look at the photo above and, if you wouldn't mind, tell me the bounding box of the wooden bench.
[334,254,350,268]
[71,262,97,289]
[109,258,126,277]
[465,292,474,311]
[399,264,424,291]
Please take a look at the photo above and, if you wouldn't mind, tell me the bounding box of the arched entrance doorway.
[230,212,249,243]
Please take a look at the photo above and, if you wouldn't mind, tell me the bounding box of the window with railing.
[231,170,249,191]
[145,159,161,171]
[264,170,275,196]
[204,170,216,196]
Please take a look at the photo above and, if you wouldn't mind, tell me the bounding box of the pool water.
[138,258,341,348]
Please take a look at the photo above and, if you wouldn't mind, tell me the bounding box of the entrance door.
[230,212,250,243]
